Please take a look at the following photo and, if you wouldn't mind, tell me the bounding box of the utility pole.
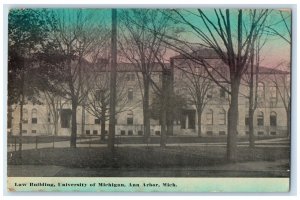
[108,9,117,153]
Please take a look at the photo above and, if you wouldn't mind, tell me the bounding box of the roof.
[93,62,170,72]
[171,48,220,60]
[171,48,289,75]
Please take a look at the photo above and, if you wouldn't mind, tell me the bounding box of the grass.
[7,135,95,144]
[78,135,288,144]
[8,146,290,169]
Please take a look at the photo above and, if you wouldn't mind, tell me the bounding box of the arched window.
[206,109,213,125]
[270,111,277,126]
[22,109,28,123]
[270,85,277,107]
[127,110,133,125]
[219,109,226,125]
[31,108,37,124]
[257,82,265,104]
[257,111,264,126]
[270,86,277,99]
[258,82,264,97]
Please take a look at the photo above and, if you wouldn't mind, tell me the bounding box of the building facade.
[8,50,290,137]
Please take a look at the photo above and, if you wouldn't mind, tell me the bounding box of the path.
[7,137,290,152]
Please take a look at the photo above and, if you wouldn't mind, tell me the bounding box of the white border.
[1,1,299,199]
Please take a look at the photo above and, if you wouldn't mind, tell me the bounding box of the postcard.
[6,7,291,192]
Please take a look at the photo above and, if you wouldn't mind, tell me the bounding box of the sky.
[9,8,292,68]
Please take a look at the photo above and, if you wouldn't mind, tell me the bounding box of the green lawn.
[8,146,290,169]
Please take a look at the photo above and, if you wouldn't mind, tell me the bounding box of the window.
[219,131,226,135]
[218,109,226,125]
[257,111,264,126]
[181,114,186,129]
[47,112,51,123]
[155,131,161,136]
[245,99,249,107]
[60,109,71,128]
[31,109,37,124]
[127,111,133,125]
[258,82,265,99]
[138,131,143,135]
[206,109,213,125]
[270,131,277,135]
[207,89,212,99]
[206,131,213,136]
[93,130,98,135]
[22,109,28,123]
[104,130,108,135]
[128,88,133,101]
[269,86,277,107]
[94,118,100,124]
[121,130,126,135]
[128,130,133,135]
[95,89,102,101]
[86,130,90,135]
[32,130,37,134]
[188,110,196,129]
[270,86,277,100]
[245,131,249,135]
[245,113,249,126]
[258,131,264,135]
[22,130,27,134]
[220,88,226,98]
[127,73,135,81]
[270,112,277,126]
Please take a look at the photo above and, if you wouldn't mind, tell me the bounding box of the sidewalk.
[7,137,290,152]
[7,159,289,177]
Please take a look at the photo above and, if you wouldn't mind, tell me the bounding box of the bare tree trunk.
[101,104,106,140]
[108,9,117,153]
[160,102,167,147]
[248,56,255,148]
[197,109,202,137]
[166,67,173,136]
[18,93,24,151]
[249,108,255,148]
[101,119,106,141]
[143,77,151,141]
[227,78,240,162]
[54,118,58,136]
[160,70,168,147]
[81,104,85,136]
[70,100,77,148]
[7,105,13,134]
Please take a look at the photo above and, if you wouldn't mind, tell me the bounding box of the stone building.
[8,50,290,137]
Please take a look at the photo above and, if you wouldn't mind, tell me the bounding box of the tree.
[41,9,109,148]
[242,25,268,148]
[119,9,176,144]
[266,10,291,137]
[108,9,118,152]
[150,91,187,127]
[167,9,270,161]
[42,90,67,136]
[270,65,290,137]
[8,8,54,151]
[85,61,130,141]
[173,58,214,137]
